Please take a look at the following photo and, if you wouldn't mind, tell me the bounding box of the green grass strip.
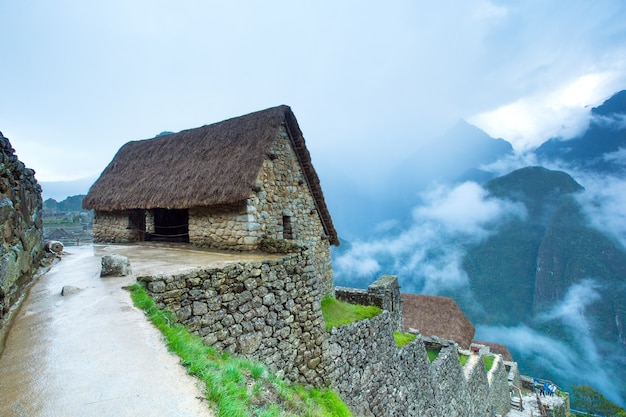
[129,284,352,417]
[320,296,382,332]
[393,331,416,348]
[482,355,495,372]
[427,348,440,362]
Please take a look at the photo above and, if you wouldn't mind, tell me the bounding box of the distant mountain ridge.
[535,89,626,172]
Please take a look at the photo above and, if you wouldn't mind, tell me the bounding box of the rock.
[61,286,81,296]
[45,240,64,253]
[100,254,132,277]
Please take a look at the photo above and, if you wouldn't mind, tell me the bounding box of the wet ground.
[0,243,279,417]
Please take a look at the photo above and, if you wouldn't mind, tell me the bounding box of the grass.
[393,331,416,348]
[320,296,381,332]
[129,284,352,417]
[427,348,440,362]
[482,355,495,372]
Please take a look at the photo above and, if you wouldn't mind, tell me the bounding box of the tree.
[572,385,626,416]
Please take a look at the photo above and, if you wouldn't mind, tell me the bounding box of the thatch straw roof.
[401,293,476,349]
[83,105,338,245]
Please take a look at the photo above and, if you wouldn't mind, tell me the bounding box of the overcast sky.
[2,0,626,184]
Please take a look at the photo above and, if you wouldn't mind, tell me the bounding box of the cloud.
[333,181,525,292]
[538,278,602,327]
[468,73,624,151]
[574,173,626,250]
[477,279,624,406]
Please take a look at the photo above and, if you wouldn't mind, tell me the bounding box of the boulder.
[100,254,132,277]
[61,285,81,296]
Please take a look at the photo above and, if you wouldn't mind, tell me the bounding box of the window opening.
[283,216,293,240]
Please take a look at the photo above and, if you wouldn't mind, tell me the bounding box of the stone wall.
[464,354,491,416]
[0,132,44,330]
[487,355,512,416]
[92,210,136,243]
[138,248,328,386]
[140,257,515,416]
[93,125,335,295]
[188,125,333,294]
[336,275,403,331]
[322,311,440,416]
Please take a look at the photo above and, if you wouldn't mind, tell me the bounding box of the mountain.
[456,166,626,404]
[328,120,515,240]
[40,177,95,201]
[535,90,626,173]
[461,166,586,325]
[397,119,514,188]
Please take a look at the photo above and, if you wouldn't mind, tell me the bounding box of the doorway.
[152,208,189,242]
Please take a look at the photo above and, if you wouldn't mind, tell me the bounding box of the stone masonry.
[139,248,328,385]
[92,125,335,296]
[0,132,44,331]
[141,251,515,416]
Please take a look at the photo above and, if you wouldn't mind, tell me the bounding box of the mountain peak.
[591,90,626,117]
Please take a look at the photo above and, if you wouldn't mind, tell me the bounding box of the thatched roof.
[401,293,476,349]
[83,105,338,245]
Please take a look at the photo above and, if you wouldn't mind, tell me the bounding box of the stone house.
[82,105,338,292]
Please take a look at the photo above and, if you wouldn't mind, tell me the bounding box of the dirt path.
[0,244,226,417]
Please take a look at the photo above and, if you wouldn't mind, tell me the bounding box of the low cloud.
[574,173,626,250]
[477,279,624,406]
[333,181,525,292]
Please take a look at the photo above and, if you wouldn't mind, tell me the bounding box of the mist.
[331,151,626,407]
[478,278,624,406]
[333,181,526,293]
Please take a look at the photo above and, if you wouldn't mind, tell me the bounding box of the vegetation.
[129,284,352,417]
[482,355,495,372]
[426,349,439,363]
[320,296,381,332]
[393,331,416,348]
[571,385,626,417]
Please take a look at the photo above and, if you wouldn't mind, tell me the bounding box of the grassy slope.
[129,284,352,417]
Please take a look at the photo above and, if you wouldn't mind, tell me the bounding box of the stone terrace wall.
[487,355,512,416]
[335,275,403,331]
[431,346,471,417]
[464,354,491,416]
[0,132,44,330]
[322,311,439,416]
[139,249,327,385]
[140,256,514,416]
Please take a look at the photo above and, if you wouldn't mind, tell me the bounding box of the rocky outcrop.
[0,132,44,330]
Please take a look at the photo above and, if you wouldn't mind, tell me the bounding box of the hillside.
[462,167,585,325]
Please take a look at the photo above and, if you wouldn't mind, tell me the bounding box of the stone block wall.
[487,355,512,416]
[431,346,471,417]
[464,354,491,416]
[335,275,403,331]
[92,210,136,243]
[140,256,515,416]
[322,311,440,416]
[0,132,44,329]
[139,249,328,386]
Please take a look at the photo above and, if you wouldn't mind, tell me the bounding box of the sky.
[2,0,626,187]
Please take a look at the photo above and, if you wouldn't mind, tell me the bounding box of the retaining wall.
[140,256,514,416]
[138,249,327,386]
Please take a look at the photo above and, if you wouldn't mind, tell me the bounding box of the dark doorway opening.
[152,208,189,243]
[129,209,146,242]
